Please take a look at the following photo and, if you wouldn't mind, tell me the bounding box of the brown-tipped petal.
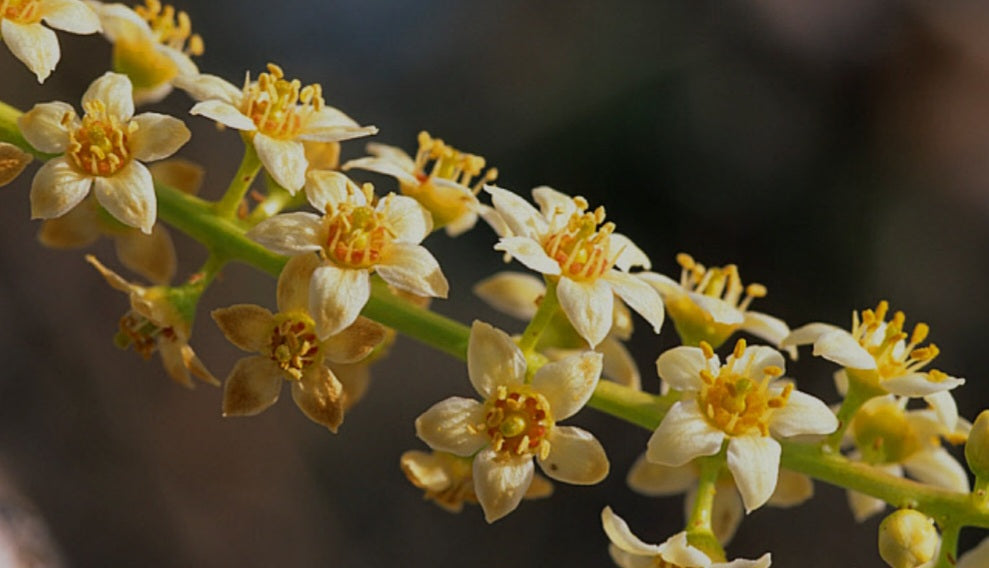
[322,317,387,364]
[211,304,275,353]
[182,344,220,386]
[37,199,100,248]
[158,338,194,388]
[332,362,371,411]
[291,365,345,432]
[222,356,282,416]
[114,224,177,285]
[85,254,136,294]
[148,159,205,195]
[0,142,32,186]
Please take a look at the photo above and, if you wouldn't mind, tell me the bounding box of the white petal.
[767,470,814,508]
[958,536,989,568]
[847,488,890,523]
[655,346,710,391]
[473,271,545,320]
[690,293,744,325]
[636,271,683,299]
[883,372,964,397]
[531,351,602,420]
[742,311,793,353]
[467,320,526,398]
[254,134,306,192]
[608,546,655,568]
[600,507,664,556]
[377,243,449,298]
[342,156,418,186]
[17,101,72,153]
[129,113,190,161]
[365,142,415,170]
[473,448,534,523]
[726,435,781,513]
[923,390,959,431]
[557,276,613,348]
[626,454,697,496]
[89,2,150,40]
[609,232,652,271]
[83,72,134,120]
[304,170,353,213]
[781,322,843,348]
[904,448,970,492]
[381,194,431,243]
[604,270,664,334]
[276,253,321,312]
[93,162,156,233]
[114,223,176,284]
[493,236,560,275]
[1,20,59,83]
[656,532,717,566]
[414,397,488,456]
[485,184,548,239]
[299,106,375,141]
[770,390,838,438]
[599,337,641,389]
[30,157,92,219]
[309,264,370,339]
[540,426,608,484]
[246,212,323,255]
[733,345,786,379]
[531,186,577,221]
[40,0,101,34]
[646,400,725,466]
[813,329,877,370]
[188,99,255,131]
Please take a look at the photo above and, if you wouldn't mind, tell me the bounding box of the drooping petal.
[381,194,431,243]
[726,435,782,513]
[129,113,190,161]
[304,170,352,214]
[93,161,156,233]
[376,243,449,298]
[557,276,613,348]
[299,106,376,141]
[40,0,101,34]
[494,236,561,275]
[604,269,664,334]
[222,356,282,416]
[626,455,698,496]
[531,186,577,222]
[365,142,416,170]
[254,134,306,192]
[767,470,814,508]
[473,271,544,320]
[188,97,254,130]
[883,372,964,397]
[813,329,877,370]
[173,73,243,105]
[114,224,177,284]
[17,101,73,153]
[742,311,795,357]
[276,253,321,312]
[467,320,526,398]
[655,532,717,566]
[607,546,656,568]
[636,271,683,299]
[903,448,970,493]
[211,304,275,353]
[291,365,345,432]
[30,157,92,219]
[0,142,32,186]
[321,317,386,364]
[599,337,641,389]
[414,397,488,456]
[769,390,838,438]
[924,390,960,431]
[781,322,843,348]
[309,264,370,339]
[472,447,534,523]
[531,351,601,421]
[646,400,725,466]
[342,156,418,186]
[609,232,652,271]
[485,184,548,239]
[157,338,193,387]
[686,481,745,545]
[655,346,710,392]
[37,198,100,248]
[690,294,745,325]
[539,426,608,484]
[600,507,664,556]
[246,212,323,255]
[2,20,59,83]
[83,72,134,120]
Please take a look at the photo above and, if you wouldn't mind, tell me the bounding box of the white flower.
[415,321,608,522]
[175,63,377,193]
[601,507,771,568]
[782,300,964,398]
[248,171,449,339]
[344,131,499,236]
[638,253,793,355]
[485,184,664,347]
[646,340,838,512]
[1,0,100,82]
[18,72,190,233]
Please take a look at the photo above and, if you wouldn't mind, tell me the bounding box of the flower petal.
[636,271,683,299]
[557,276,613,348]
[604,269,664,334]
[494,236,561,275]
[211,304,275,353]
[904,448,970,493]
[365,142,416,170]
[646,400,725,466]
[321,317,386,364]
[37,199,99,248]
[531,351,601,421]
[656,531,719,566]
[304,170,352,214]
[781,322,842,348]
[883,372,965,397]
[485,184,548,239]
[415,396,488,456]
[685,482,744,545]
[767,470,814,508]
[30,157,92,219]
[130,113,190,162]
[742,311,795,357]
[381,194,431,243]
[467,320,526,398]
[93,161,156,233]
[114,224,176,284]
[17,101,72,153]
[472,447,534,523]
[539,426,608,484]
[174,73,243,105]
[309,264,370,339]
[222,356,282,416]
[83,72,134,120]
[40,0,101,34]
[342,156,419,186]
[609,232,652,271]
[726,435,781,513]
[377,243,449,298]
[188,98,254,130]
[246,212,323,255]
[291,365,345,432]
[770,390,838,438]
[600,506,664,556]
[690,293,744,325]
[627,455,697,496]
[1,20,59,83]
[299,106,376,141]
[254,134,306,192]
[958,536,989,568]
[599,337,641,389]
[276,253,321,312]
[813,329,877,370]
[655,346,710,391]
[473,271,545,320]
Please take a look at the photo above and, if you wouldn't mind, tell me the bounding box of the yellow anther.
[676,252,695,269]
[763,365,784,378]
[700,341,715,359]
[732,338,747,360]
[573,196,589,210]
[910,323,930,345]
[746,283,767,298]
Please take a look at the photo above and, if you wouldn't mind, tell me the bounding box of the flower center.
[240,63,323,140]
[135,0,204,56]
[851,399,920,465]
[849,301,943,383]
[115,312,174,358]
[66,101,135,177]
[1,0,40,24]
[676,253,767,312]
[542,197,618,282]
[322,185,395,269]
[697,339,790,437]
[483,386,553,459]
[267,312,321,381]
[411,131,498,191]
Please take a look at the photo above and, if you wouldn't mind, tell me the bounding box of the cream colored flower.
[646,340,837,512]
[248,170,449,339]
[18,72,190,234]
[175,63,377,193]
[782,300,964,398]
[602,507,771,568]
[638,253,793,355]
[0,142,32,186]
[415,321,608,522]
[1,0,100,82]
[344,131,498,236]
[85,0,202,105]
[212,254,386,432]
[485,184,664,348]
[86,254,218,388]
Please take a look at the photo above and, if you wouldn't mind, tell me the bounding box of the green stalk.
[215,142,262,219]
[517,278,560,355]
[686,454,726,562]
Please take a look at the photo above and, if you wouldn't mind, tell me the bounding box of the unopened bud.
[878,509,939,568]
[965,410,989,482]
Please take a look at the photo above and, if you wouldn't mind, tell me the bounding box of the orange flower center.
[321,187,395,269]
[267,313,320,381]
[483,386,553,459]
[240,63,323,140]
[542,197,617,282]
[1,0,40,24]
[135,0,204,55]
[66,101,135,177]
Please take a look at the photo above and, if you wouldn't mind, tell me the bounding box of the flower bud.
[965,410,989,482]
[878,509,939,568]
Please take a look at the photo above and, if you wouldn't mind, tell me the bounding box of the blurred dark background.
[1,0,988,566]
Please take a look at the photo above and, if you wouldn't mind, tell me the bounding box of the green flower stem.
[215,142,262,219]
[244,178,305,225]
[686,454,726,562]
[825,372,883,452]
[934,522,961,568]
[517,278,560,355]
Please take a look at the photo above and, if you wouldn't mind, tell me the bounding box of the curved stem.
[686,454,726,562]
[215,142,262,219]
[517,278,560,355]
[934,522,960,568]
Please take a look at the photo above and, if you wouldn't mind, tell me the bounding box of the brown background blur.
[1,1,989,566]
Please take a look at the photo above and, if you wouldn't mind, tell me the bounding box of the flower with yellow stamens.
[1,0,100,82]
[485,185,664,348]
[782,300,964,398]
[646,339,837,512]
[344,131,499,236]
[175,63,377,193]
